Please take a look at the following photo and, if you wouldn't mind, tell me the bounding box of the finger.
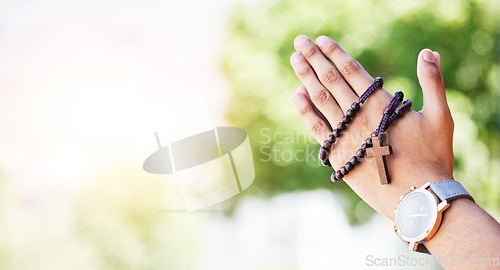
[298,84,332,128]
[433,51,443,83]
[417,49,450,119]
[293,35,358,113]
[315,36,376,96]
[293,86,332,143]
[290,52,344,124]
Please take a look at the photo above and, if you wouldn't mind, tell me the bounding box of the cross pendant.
[366,136,393,185]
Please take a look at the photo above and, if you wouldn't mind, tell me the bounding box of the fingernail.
[316,36,325,46]
[423,50,435,63]
[295,35,307,47]
[292,53,303,63]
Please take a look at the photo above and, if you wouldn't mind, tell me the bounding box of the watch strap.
[429,180,474,203]
[415,244,430,254]
[396,234,430,254]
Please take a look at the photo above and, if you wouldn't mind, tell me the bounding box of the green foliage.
[222,0,500,223]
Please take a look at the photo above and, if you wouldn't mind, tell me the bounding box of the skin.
[290,35,500,270]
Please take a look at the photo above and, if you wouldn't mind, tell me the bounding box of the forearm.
[424,198,500,269]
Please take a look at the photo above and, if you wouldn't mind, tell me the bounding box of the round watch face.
[396,189,438,241]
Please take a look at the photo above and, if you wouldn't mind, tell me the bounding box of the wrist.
[393,180,474,254]
[423,198,476,253]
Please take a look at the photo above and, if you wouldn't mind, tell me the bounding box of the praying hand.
[290,35,500,270]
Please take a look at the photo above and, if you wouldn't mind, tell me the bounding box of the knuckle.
[424,67,441,81]
[297,103,312,117]
[296,66,312,78]
[357,112,369,130]
[321,69,340,87]
[321,40,339,57]
[342,60,361,77]
[368,99,388,117]
[312,90,330,106]
[311,121,326,137]
[302,45,316,59]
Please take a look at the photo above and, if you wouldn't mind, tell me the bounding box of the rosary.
[318,77,412,185]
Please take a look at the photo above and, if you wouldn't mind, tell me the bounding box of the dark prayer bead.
[337,122,346,131]
[346,109,356,117]
[340,166,349,175]
[360,143,367,151]
[318,152,326,159]
[324,139,332,148]
[375,77,383,85]
[351,102,360,111]
[356,148,366,158]
[371,131,378,137]
[350,156,360,165]
[345,162,354,171]
[328,134,337,143]
[331,172,340,182]
[335,170,344,180]
[332,129,342,137]
[383,108,393,115]
[366,137,373,146]
[322,159,332,167]
[320,146,328,154]
[342,115,351,124]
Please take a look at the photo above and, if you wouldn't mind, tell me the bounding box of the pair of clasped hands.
[289,35,500,268]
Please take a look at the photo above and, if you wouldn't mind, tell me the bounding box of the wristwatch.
[394,180,474,253]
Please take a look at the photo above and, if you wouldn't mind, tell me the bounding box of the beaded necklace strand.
[318,77,412,185]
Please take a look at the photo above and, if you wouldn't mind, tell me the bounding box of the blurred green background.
[223,0,500,224]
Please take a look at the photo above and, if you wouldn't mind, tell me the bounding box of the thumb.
[417,49,449,118]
